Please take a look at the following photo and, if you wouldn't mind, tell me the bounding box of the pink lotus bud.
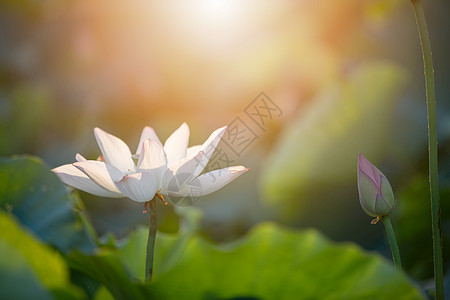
[357,154,396,218]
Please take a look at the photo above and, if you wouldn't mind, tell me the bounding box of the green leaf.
[0,212,67,288]
[66,248,167,300]
[149,223,424,300]
[0,211,84,300]
[71,206,204,298]
[0,240,53,300]
[393,175,450,280]
[93,286,114,300]
[67,251,147,300]
[115,206,202,282]
[0,87,51,155]
[261,62,407,216]
[0,155,95,253]
[115,226,149,282]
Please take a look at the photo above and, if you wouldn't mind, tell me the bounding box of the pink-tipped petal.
[164,123,190,165]
[52,164,122,198]
[357,153,396,218]
[115,172,157,203]
[94,127,135,173]
[73,161,122,194]
[186,145,202,158]
[358,153,382,188]
[136,126,163,154]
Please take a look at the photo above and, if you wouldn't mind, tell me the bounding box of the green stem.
[410,1,444,298]
[145,199,157,282]
[382,216,402,270]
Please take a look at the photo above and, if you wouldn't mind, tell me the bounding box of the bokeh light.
[1,0,450,282]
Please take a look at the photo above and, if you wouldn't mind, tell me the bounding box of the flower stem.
[382,216,402,270]
[145,199,157,282]
[410,1,444,298]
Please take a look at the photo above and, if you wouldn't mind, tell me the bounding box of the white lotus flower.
[52,123,248,205]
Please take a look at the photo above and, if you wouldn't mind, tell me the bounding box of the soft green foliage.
[93,286,114,300]
[0,212,67,288]
[394,175,450,280]
[0,156,95,253]
[0,87,52,155]
[0,212,84,300]
[0,156,425,299]
[0,240,53,300]
[148,223,423,300]
[116,226,149,282]
[261,62,408,216]
[67,251,151,300]
[116,207,202,282]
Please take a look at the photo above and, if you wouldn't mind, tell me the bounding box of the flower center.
[142,192,168,214]
[371,216,381,225]
[156,192,168,205]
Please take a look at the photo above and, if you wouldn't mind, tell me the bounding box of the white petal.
[115,172,157,203]
[192,126,227,177]
[73,161,122,194]
[136,126,162,154]
[161,151,205,194]
[75,153,87,162]
[164,123,190,166]
[104,163,125,182]
[169,151,204,177]
[175,166,248,197]
[137,138,167,186]
[94,127,135,173]
[138,139,167,170]
[52,164,122,198]
[186,145,202,158]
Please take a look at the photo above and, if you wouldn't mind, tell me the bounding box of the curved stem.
[145,199,157,282]
[410,1,444,298]
[382,216,402,270]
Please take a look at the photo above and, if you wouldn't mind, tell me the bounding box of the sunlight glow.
[164,0,253,54]
[195,0,239,21]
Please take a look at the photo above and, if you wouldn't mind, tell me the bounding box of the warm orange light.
[156,0,254,56]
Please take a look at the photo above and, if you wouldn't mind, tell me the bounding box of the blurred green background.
[1,0,449,283]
